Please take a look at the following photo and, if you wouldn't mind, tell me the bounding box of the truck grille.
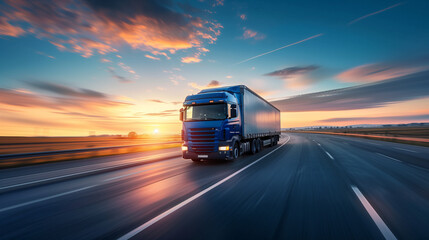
[192,145,215,153]
[188,128,216,142]
[188,127,217,152]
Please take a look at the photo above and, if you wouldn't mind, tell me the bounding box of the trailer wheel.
[270,137,275,147]
[191,158,201,162]
[251,139,257,155]
[232,143,239,159]
[256,138,261,152]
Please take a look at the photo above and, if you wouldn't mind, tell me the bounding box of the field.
[285,126,429,147]
[0,135,182,168]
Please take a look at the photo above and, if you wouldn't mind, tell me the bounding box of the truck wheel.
[256,138,261,152]
[191,158,201,162]
[251,139,257,155]
[270,137,275,147]
[232,143,239,159]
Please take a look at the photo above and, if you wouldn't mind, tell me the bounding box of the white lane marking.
[0,153,181,191]
[313,140,333,159]
[394,147,417,153]
[376,153,402,163]
[325,151,334,160]
[351,186,397,240]
[0,185,96,213]
[117,135,291,240]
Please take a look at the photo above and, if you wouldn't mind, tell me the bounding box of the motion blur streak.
[0,133,428,239]
[118,136,290,240]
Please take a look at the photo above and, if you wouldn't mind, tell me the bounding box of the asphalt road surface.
[0,133,428,240]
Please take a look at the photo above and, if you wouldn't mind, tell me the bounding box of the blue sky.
[0,0,428,136]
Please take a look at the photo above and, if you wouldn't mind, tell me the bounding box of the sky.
[0,0,428,136]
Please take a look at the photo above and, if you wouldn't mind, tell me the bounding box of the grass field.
[0,135,182,168]
[0,135,181,155]
[285,126,429,147]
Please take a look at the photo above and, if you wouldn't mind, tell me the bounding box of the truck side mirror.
[230,108,237,118]
[180,108,184,121]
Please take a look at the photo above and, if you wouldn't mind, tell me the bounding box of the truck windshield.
[184,104,227,121]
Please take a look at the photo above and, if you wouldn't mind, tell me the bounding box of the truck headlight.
[219,146,229,151]
[182,146,188,151]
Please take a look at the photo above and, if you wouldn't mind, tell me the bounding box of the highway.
[0,133,428,240]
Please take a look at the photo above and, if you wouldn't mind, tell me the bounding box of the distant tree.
[128,132,138,139]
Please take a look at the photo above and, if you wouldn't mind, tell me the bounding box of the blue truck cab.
[180,85,280,162]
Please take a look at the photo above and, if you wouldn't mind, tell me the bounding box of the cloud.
[118,62,136,74]
[138,109,178,117]
[265,66,318,78]
[348,3,403,25]
[240,14,246,20]
[212,0,224,7]
[189,80,222,90]
[319,114,429,123]
[337,56,429,83]
[207,80,221,87]
[270,69,429,112]
[0,88,57,108]
[53,111,106,118]
[237,33,323,64]
[108,68,133,83]
[0,0,222,58]
[25,81,107,98]
[116,62,139,80]
[146,99,167,104]
[181,53,202,63]
[145,55,160,60]
[101,58,111,63]
[36,51,55,59]
[68,38,118,58]
[265,65,321,89]
[0,88,131,111]
[242,28,265,40]
[0,16,25,37]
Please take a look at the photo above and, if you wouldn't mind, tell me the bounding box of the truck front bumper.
[183,150,231,160]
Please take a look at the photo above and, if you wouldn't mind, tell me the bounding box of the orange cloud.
[242,28,265,40]
[145,55,160,60]
[189,80,221,90]
[0,17,25,37]
[181,52,202,63]
[0,0,222,58]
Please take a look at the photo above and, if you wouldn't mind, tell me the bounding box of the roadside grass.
[284,127,429,147]
[0,135,181,168]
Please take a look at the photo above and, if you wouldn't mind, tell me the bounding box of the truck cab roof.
[184,91,237,105]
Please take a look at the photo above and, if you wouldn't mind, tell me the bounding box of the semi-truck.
[180,85,281,162]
